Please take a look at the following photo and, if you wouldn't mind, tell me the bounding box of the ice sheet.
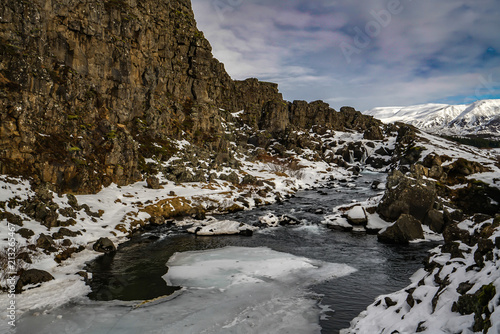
[14,247,357,334]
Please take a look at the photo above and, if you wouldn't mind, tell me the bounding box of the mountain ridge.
[364,99,500,139]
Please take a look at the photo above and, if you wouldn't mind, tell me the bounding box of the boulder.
[443,223,471,245]
[18,228,35,239]
[36,233,56,251]
[15,269,54,293]
[55,246,84,263]
[241,174,258,185]
[92,237,116,253]
[450,181,500,216]
[52,227,82,239]
[149,216,165,226]
[366,156,390,169]
[17,252,32,264]
[447,158,490,178]
[363,126,384,140]
[219,171,240,184]
[410,164,429,178]
[423,153,443,168]
[428,165,446,181]
[378,214,424,244]
[424,209,445,233]
[146,176,162,189]
[377,170,436,222]
[374,146,394,156]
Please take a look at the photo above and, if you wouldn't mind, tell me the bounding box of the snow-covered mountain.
[364,99,500,138]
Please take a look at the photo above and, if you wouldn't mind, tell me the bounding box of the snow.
[186,218,258,236]
[0,129,375,326]
[230,110,245,118]
[259,212,280,227]
[365,213,391,231]
[1,117,498,333]
[11,247,357,334]
[346,206,366,222]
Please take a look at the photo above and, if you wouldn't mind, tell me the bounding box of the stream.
[16,172,439,334]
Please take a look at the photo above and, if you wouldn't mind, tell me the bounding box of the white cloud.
[192,0,500,110]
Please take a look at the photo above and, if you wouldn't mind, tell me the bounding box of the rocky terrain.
[1,0,500,333]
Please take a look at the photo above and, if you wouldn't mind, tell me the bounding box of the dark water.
[86,173,438,333]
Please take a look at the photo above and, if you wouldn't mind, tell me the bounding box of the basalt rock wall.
[0,0,381,193]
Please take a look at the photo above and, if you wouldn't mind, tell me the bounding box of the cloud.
[192,0,500,110]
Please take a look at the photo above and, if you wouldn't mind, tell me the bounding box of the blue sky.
[191,0,500,111]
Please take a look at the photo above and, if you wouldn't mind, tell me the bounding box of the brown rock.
[377,170,437,222]
[424,209,445,233]
[378,214,424,244]
[146,176,162,189]
[15,269,54,293]
[92,237,116,253]
[36,233,56,251]
[18,228,34,239]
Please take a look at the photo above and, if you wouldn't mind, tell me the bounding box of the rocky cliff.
[0,0,380,194]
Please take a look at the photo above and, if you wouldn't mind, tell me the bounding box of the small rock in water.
[92,237,116,253]
[279,215,301,225]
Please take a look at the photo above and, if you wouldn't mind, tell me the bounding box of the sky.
[191,0,500,111]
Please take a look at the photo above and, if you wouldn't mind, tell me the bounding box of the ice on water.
[15,247,356,334]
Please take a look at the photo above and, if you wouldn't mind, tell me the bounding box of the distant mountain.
[364,99,500,139]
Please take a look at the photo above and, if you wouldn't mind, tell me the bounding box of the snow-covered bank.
[341,218,500,334]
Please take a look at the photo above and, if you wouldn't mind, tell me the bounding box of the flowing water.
[17,172,439,333]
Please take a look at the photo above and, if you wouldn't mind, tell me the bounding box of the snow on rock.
[346,206,367,225]
[259,212,280,227]
[0,129,375,321]
[365,213,392,233]
[186,218,258,236]
[323,215,353,231]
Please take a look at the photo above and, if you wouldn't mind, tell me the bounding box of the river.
[16,172,439,334]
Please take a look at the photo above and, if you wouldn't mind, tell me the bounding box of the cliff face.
[0,0,380,194]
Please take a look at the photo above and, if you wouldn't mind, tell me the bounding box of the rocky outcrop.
[346,216,500,333]
[377,170,437,222]
[0,0,232,193]
[36,233,56,252]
